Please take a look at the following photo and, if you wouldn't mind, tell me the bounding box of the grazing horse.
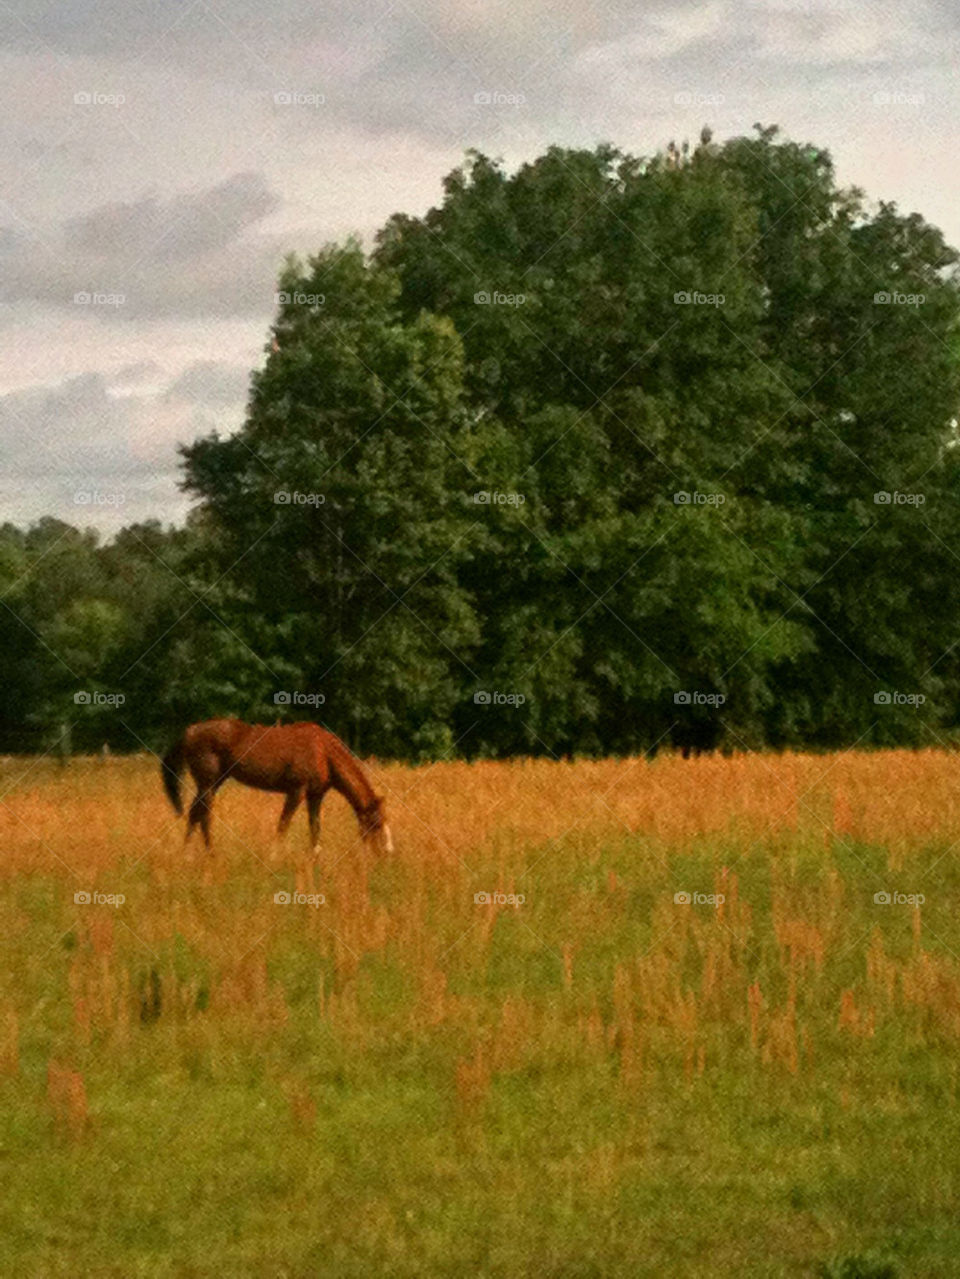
[160,718,393,854]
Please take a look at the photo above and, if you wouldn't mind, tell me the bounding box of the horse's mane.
[323,732,377,810]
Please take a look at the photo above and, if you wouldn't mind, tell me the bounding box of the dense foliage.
[5,126,960,758]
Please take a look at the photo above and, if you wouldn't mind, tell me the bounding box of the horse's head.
[360,794,393,854]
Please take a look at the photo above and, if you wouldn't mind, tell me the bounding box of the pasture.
[1,749,959,1276]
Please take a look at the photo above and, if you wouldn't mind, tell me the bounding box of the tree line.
[5,125,960,760]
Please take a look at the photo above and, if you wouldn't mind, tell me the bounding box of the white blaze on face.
[381,823,394,854]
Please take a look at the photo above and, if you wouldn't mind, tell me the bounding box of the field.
[1,749,959,1277]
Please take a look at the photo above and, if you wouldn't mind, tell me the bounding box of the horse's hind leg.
[187,788,216,848]
[199,789,217,847]
[277,788,303,838]
[185,791,203,844]
[185,783,202,844]
[307,787,325,854]
[185,756,223,849]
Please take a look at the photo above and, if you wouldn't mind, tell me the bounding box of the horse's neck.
[328,741,374,813]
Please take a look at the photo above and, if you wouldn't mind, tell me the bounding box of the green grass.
[0,754,958,1275]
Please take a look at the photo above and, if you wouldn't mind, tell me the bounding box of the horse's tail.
[161,735,186,815]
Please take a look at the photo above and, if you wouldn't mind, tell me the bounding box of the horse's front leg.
[277,788,303,838]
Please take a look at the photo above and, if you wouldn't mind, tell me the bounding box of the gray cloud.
[0,374,167,478]
[0,172,286,319]
[0,372,224,532]
[0,0,957,536]
[110,360,164,388]
[163,360,251,405]
[63,171,279,263]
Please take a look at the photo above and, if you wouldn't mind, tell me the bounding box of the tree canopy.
[4,126,960,758]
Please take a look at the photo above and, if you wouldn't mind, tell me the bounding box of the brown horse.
[160,718,393,854]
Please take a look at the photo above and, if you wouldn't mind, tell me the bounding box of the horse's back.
[220,720,330,790]
[184,718,248,756]
[181,718,343,789]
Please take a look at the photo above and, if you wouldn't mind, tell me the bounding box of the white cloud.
[751,7,939,65]
[578,4,728,66]
[0,0,958,536]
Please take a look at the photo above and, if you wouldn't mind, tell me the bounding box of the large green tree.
[2,126,958,760]
[181,243,480,757]
[375,128,960,752]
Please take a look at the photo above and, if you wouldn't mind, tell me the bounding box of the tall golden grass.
[0,747,956,1139]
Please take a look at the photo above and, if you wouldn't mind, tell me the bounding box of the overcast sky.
[1,0,956,535]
